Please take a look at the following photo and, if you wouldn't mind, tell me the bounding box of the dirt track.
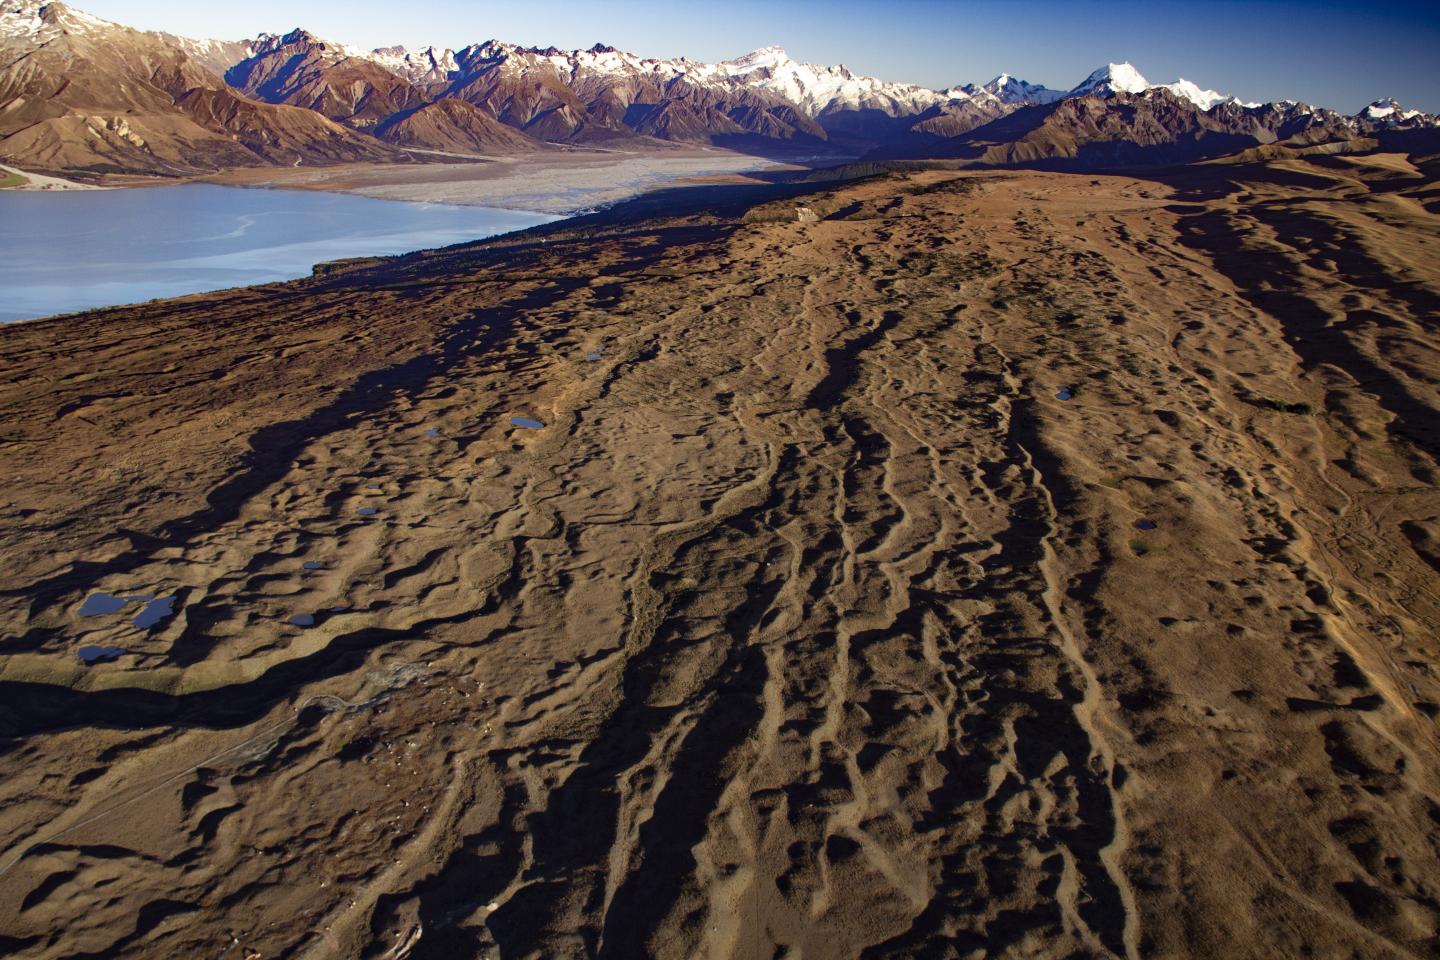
[1,157,1438,958]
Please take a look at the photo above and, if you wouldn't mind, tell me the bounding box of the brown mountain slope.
[629,96,747,141]
[440,46,601,142]
[373,97,549,154]
[159,33,255,80]
[0,155,1437,959]
[906,98,1020,139]
[224,29,430,131]
[0,111,257,176]
[177,87,411,166]
[0,2,403,176]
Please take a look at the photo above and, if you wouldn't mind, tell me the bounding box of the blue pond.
[511,417,546,430]
[79,591,174,629]
[79,592,145,616]
[133,596,176,630]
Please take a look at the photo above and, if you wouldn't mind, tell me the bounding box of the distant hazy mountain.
[1069,62,1258,110]
[1,0,1434,180]
[1362,97,1427,124]
[877,87,1368,167]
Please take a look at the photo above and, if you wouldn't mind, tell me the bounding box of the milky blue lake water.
[0,184,556,323]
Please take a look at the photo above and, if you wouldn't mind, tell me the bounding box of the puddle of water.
[77,645,124,665]
[1056,388,1073,401]
[511,417,545,430]
[1133,519,1158,531]
[132,596,176,630]
[424,428,440,437]
[303,561,325,570]
[79,592,149,616]
[358,507,379,516]
[330,605,349,613]
[289,614,316,627]
[585,353,603,362]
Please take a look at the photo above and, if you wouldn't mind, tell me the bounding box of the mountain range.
[1,0,1435,180]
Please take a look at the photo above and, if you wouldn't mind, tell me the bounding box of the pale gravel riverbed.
[205,147,818,215]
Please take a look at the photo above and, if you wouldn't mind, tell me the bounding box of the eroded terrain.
[2,156,1439,958]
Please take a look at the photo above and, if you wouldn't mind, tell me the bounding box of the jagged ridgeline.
[1,0,1435,179]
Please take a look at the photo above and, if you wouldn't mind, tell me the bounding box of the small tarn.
[132,596,176,630]
[77,645,124,665]
[79,593,149,617]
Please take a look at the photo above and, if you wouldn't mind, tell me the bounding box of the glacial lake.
[0,184,556,323]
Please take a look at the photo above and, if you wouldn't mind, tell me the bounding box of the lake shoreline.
[0,146,827,323]
[0,184,555,324]
[0,146,816,216]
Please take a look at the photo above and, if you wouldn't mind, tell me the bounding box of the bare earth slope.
[1,158,1438,958]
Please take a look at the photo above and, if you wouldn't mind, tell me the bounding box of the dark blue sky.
[84,0,1440,112]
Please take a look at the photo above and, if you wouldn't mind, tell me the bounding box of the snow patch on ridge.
[0,0,121,42]
[367,44,459,84]
[700,45,955,116]
[983,73,1065,105]
[0,0,45,40]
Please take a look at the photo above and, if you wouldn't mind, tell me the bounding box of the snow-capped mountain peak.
[1065,61,1261,111]
[1153,77,1255,110]
[983,73,1064,105]
[657,45,950,118]
[1072,61,1150,97]
[1361,97,1422,122]
[731,44,791,67]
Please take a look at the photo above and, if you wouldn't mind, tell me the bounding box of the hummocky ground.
[0,154,1438,959]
